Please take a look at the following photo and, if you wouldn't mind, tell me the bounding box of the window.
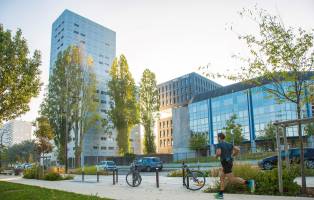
[160,140,162,147]
[73,31,79,34]
[101,137,107,140]
[96,90,99,93]
[74,23,79,27]
[101,146,106,150]
[101,109,106,113]
[108,147,114,150]
[80,33,86,37]
[105,43,110,46]
[80,40,85,44]
[101,100,106,104]
[93,146,98,150]
[99,61,104,64]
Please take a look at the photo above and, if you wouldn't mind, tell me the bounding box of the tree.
[7,140,38,164]
[108,55,139,155]
[189,133,208,157]
[304,123,314,137]
[202,7,314,191]
[41,46,83,169]
[34,116,54,166]
[223,114,243,146]
[139,69,160,154]
[77,62,103,168]
[258,122,276,151]
[0,24,41,124]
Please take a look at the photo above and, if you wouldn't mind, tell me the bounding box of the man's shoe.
[248,179,255,193]
[214,192,223,199]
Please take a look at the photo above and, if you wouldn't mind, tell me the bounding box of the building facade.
[180,80,313,157]
[0,120,32,147]
[157,73,221,153]
[50,9,118,163]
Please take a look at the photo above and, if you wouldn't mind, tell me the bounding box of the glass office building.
[50,10,117,162]
[189,80,312,151]
[157,72,221,153]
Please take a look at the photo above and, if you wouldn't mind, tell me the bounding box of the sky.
[0,0,314,123]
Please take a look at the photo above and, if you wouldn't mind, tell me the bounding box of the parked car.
[134,157,163,172]
[96,161,117,171]
[258,147,314,170]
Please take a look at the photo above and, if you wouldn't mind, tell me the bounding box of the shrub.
[23,165,44,179]
[204,164,301,196]
[44,172,62,181]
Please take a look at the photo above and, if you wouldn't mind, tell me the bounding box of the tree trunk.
[297,104,306,192]
[74,119,80,168]
[117,126,130,155]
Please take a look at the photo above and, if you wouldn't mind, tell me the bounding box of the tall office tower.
[0,120,32,147]
[156,72,221,153]
[50,10,117,165]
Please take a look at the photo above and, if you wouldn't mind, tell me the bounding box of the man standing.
[214,133,255,199]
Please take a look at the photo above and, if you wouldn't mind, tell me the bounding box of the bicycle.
[126,162,142,187]
[182,163,206,191]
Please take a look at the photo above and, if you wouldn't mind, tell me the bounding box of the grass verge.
[0,181,111,200]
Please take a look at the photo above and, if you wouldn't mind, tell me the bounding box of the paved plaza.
[1,175,313,200]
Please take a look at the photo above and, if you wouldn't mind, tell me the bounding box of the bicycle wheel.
[185,170,206,191]
[126,172,142,187]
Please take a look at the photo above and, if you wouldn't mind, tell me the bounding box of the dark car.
[258,148,314,170]
[134,157,163,172]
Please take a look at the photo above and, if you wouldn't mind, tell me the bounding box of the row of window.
[93,146,115,150]
[159,139,173,147]
[159,129,173,138]
[159,120,172,128]
[161,95,190,107]
[158,76,217,94]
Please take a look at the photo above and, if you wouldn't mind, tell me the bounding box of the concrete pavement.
[1,174,313,200]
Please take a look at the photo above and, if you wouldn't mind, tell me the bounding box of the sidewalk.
[1,175,312,200]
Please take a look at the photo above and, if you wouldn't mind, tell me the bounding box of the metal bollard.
[113,170,116,185]
[97,171,99,182]
[186,172,189,189]
[115,169,118,183]
[182,162,185,186]
[156,168,159,188]
[82,171,85,182]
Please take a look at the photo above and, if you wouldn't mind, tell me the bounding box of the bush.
[205,164,301,196]
[44,172,62,181]
[23,165,44,179]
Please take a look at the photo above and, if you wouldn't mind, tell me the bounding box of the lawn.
[0,181,112,200]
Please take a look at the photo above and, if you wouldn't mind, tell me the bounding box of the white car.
[96,161,117,171]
